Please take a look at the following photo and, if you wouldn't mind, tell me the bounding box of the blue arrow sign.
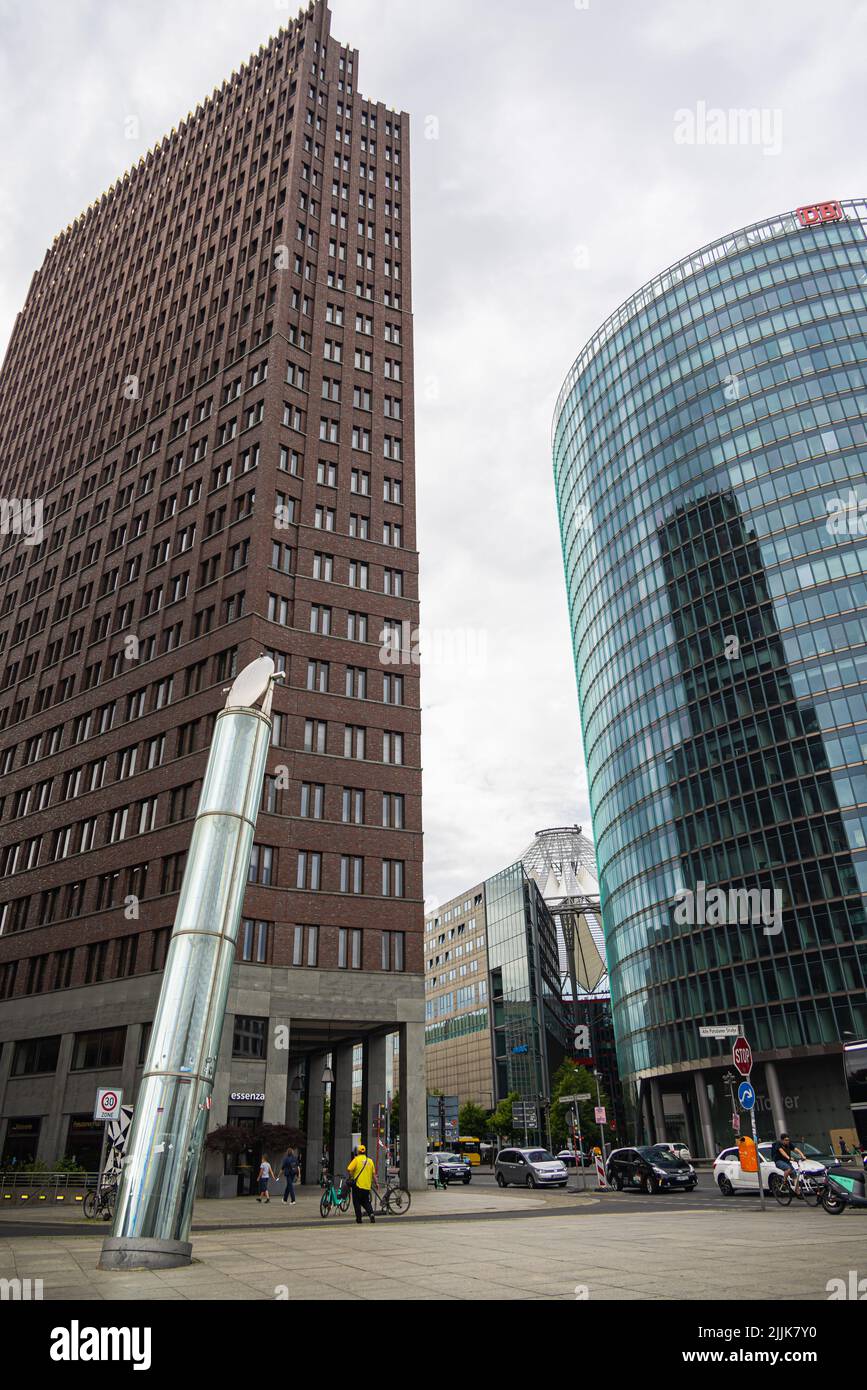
[738,1080,755,1110]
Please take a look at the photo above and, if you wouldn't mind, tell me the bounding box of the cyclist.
[771,1132,806,1196]
[347,1143,379,1225]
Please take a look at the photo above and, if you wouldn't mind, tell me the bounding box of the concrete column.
[264,1023,289,1124]
[121,1024,141,1099]
[285,1064,302,1128]
[332,1042,355,1176]
[398,1021,426,1190]
[37,1034,74,1165]
[210,1012,234,1128]
[649,1077,665,1144]
[693,1070,716,1161]
[0,1040,14,1151]
[361,1032,387,1165]
[640,1086,653,1145]
[303,1052,327,1185]
[764,1060,786,1137]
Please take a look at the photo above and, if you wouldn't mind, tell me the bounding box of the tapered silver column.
[100,658,279,1270]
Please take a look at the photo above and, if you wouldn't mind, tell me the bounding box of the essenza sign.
[796,201,843,227]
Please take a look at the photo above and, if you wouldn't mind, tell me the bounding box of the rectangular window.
[383,731,404,765]
[382,931,405,972]
[340,855,364,894]
[304,719,327,753]
[293,922,319,967]
[248,843,275,886]
[300,783,325,819]
[232,1015,267,1059]
[296,850,322,891]
[338,927,362,970]
[382,792,405,829]
[342,787,364,824]
[344,725,365,759]
[240,919,270,964]
[71,1026,126,1070]
[382,860,405,897]
[12,1035,61,1076]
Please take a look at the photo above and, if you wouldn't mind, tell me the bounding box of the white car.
[713,1142,827,1196]
[652,1141,691,1162]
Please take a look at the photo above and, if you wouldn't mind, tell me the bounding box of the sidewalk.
[1,1201,862,1301]
[0,1182,560,1232]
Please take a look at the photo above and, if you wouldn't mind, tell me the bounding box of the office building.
[0,0,425,1187]
[554,200,867,1154]
[424,833,579,1120]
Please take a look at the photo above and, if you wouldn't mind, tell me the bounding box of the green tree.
[459,1102,490,1140]
[548,1062,609,1152]
[489,1091,521,1143]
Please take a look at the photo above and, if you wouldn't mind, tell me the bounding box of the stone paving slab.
[2,1204,865,1301]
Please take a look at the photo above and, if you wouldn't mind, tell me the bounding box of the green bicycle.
[319,1173,352,1218]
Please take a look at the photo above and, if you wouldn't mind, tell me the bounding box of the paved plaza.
[1,1185,865,1301]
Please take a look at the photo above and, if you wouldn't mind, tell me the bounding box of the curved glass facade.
[553,201,867,1144]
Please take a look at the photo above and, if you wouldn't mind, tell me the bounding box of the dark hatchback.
[606,1146,697,1193]
[432,1153,472,1184]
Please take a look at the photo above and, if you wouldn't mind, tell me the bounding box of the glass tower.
[553,200,867,1153]
[486,861,569,1133]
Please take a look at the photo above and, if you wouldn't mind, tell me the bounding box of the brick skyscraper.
[0,0,426,1188]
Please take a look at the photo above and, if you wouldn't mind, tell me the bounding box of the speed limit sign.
[94,1087,123,1121]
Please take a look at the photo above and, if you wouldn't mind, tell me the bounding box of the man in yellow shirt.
[347,1144,379,1225]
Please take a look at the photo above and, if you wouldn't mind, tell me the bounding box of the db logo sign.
[796,201,843,228]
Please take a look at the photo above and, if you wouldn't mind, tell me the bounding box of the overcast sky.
[1,0,865,906]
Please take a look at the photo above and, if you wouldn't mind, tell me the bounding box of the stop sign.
[732,1036,752,1076]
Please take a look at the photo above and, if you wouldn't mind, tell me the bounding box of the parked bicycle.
[372,1174,411,1216]
[770,1167,825,1207]
[319,1173,352,1218]
[83,1178,117,1221]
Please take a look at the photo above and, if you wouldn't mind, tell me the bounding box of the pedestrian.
[346,1143,379,1225]
[839,1137,850,1157]
[281,1146,298,1204]
[256,1153,275,1203]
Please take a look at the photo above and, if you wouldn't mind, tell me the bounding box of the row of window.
[290,850,406,898]
[0,928,171,1001]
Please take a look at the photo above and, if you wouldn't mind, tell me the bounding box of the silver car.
[495,1147,568,1189]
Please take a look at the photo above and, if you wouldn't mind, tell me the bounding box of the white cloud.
[1,0,863,903]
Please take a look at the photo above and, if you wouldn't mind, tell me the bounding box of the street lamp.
[100,657,281,1271]
[722,1070,739,1131]
[593,1070,608,1162]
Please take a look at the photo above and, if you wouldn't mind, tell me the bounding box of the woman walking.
[256,1154,275,1203]
[281,1147,299,1204]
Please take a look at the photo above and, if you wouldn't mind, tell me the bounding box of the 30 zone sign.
[94,1087,123,1121]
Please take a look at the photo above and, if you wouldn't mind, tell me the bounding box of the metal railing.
[0,1170,99,1204]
